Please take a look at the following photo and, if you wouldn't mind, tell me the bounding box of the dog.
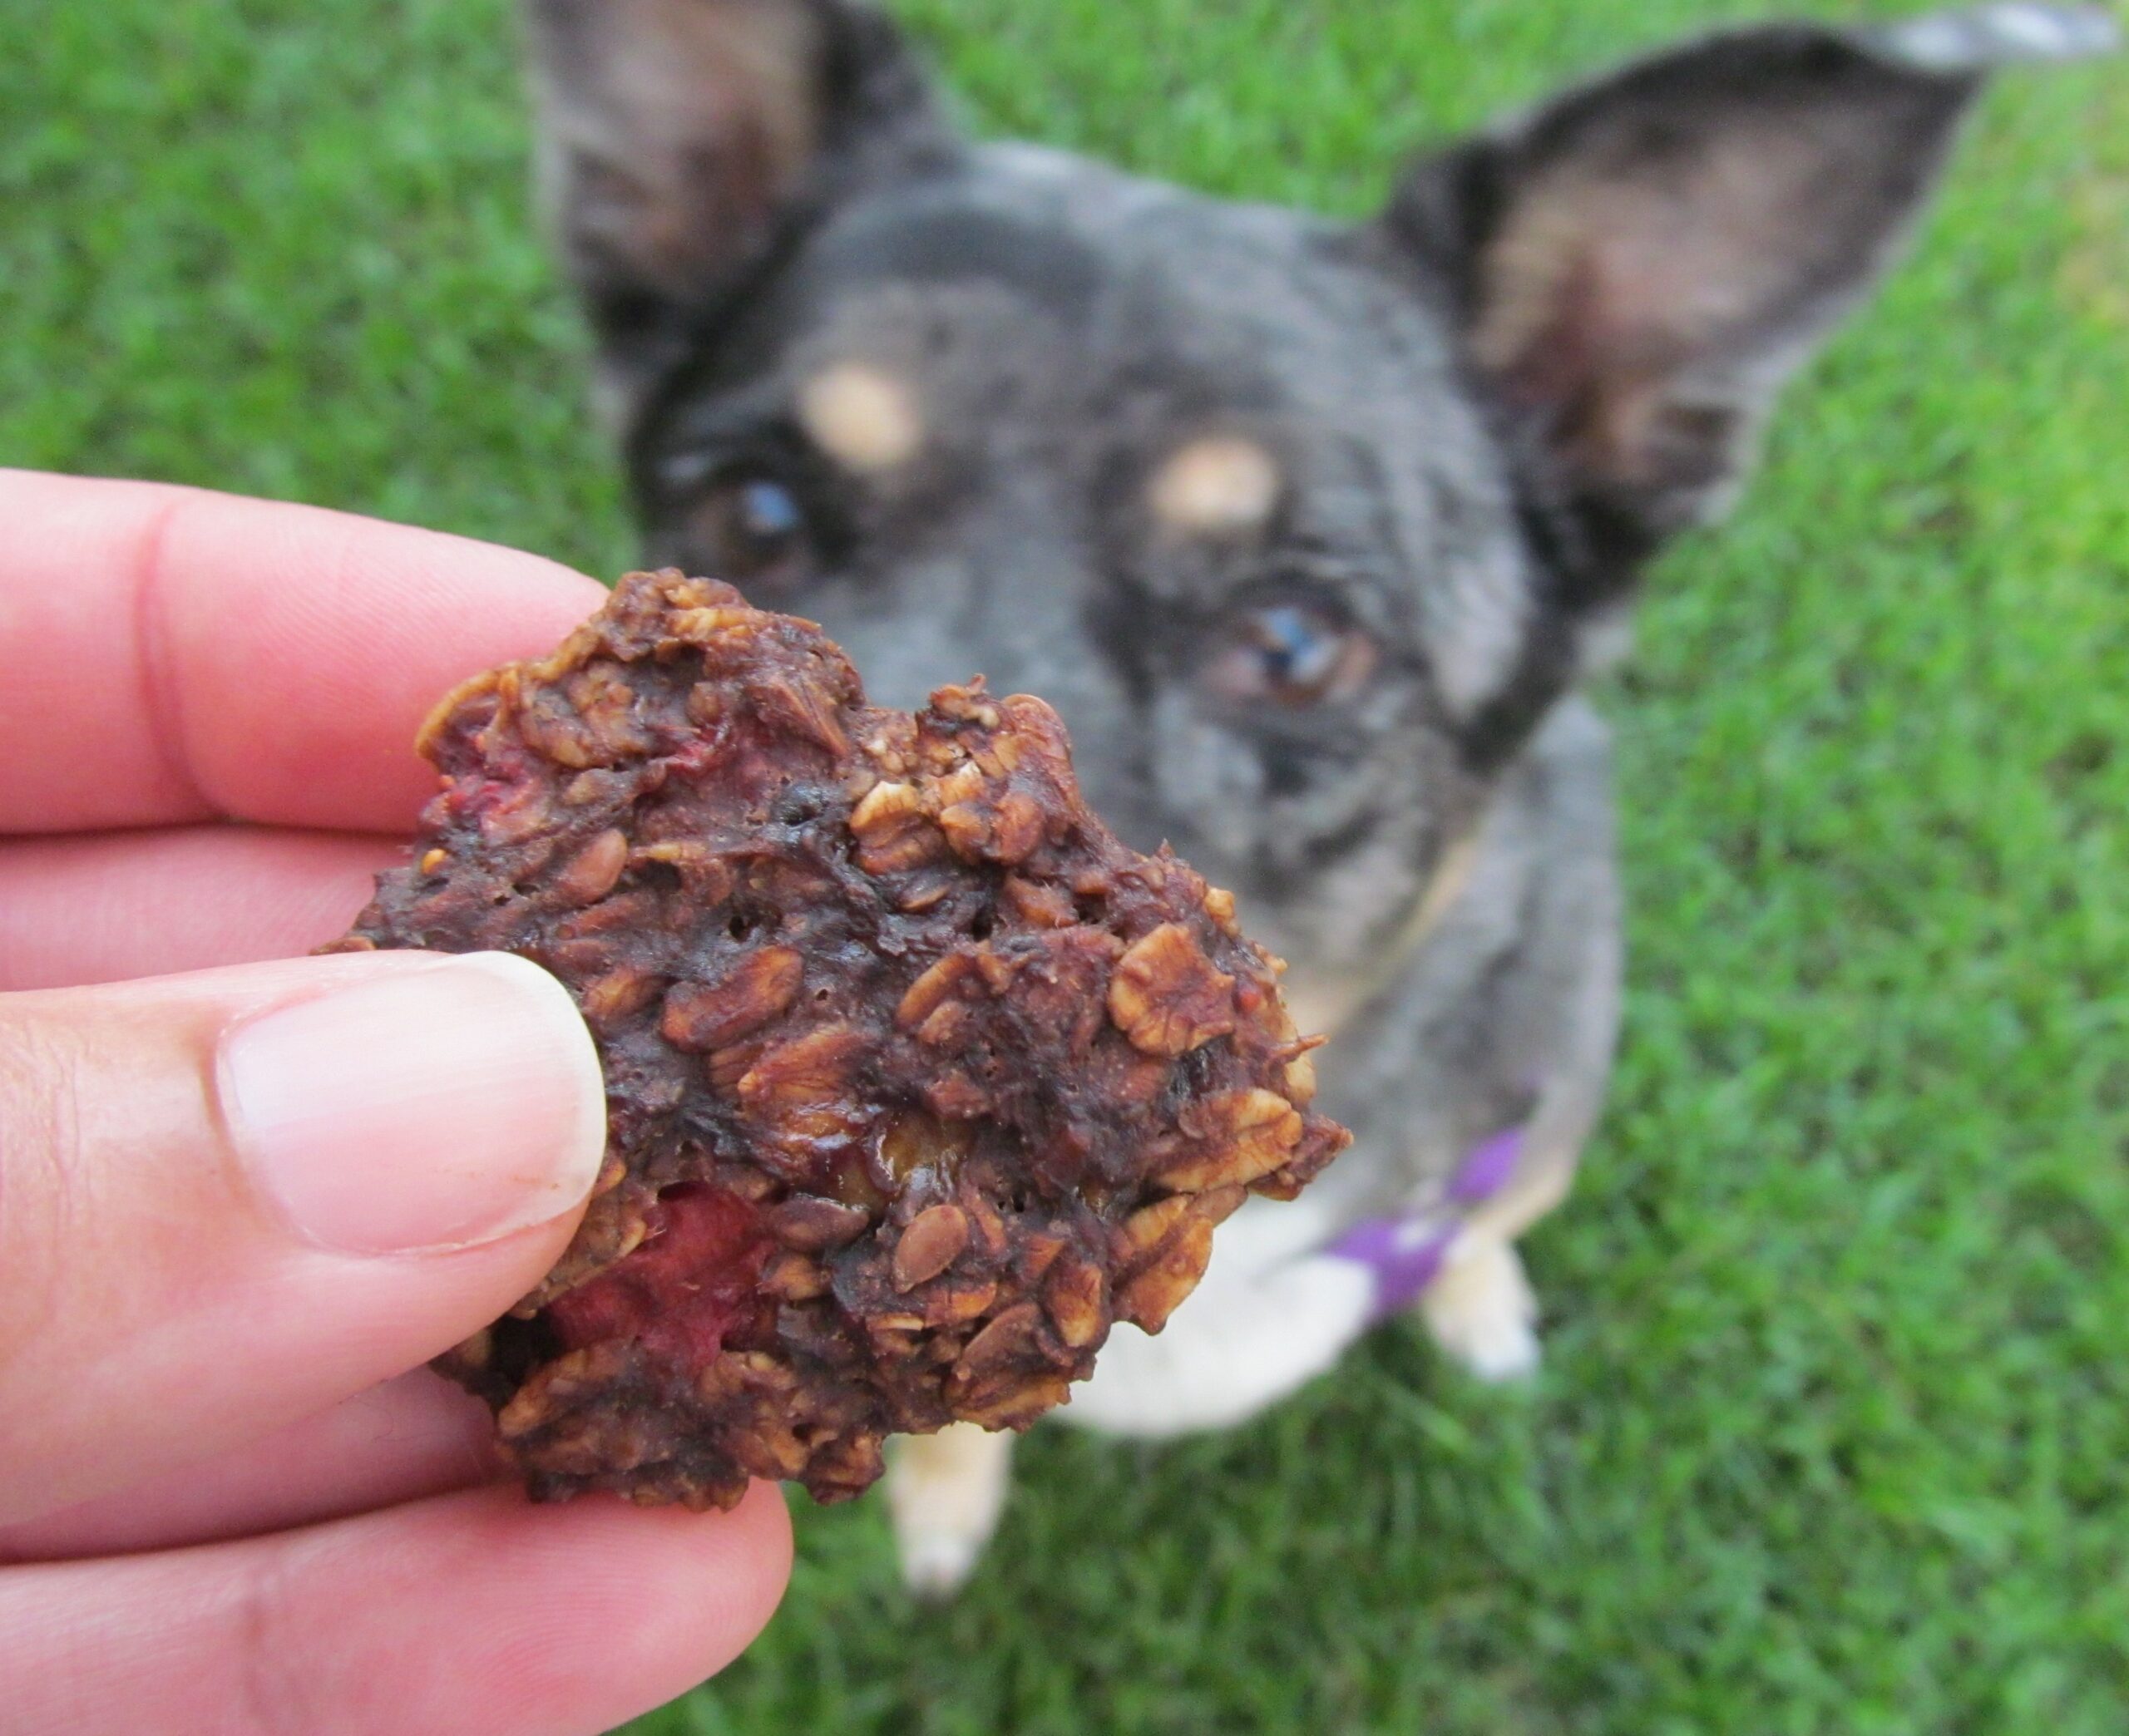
[515,0,2113,1592]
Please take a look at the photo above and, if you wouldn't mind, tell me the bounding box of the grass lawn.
[7,1,2126,1729]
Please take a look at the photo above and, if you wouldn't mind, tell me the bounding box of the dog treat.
[328,570,1347,1509]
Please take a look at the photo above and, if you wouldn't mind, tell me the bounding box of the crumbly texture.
[328,570,1347,1509]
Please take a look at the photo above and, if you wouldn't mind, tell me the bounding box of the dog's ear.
[523,0,955,417]
[1382,9,2108,596]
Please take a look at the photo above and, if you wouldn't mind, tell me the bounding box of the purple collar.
[1326,1125,1525,1320]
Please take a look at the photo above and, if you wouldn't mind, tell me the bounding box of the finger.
[0,826,400,991]
[0,470,606,836]
[0,1481,793,1736]
[0,1373,496,1565]
[0,949,607,1522]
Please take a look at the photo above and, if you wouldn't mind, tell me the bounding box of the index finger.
[0,471,609,834]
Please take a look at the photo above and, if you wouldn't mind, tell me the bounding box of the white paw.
[883,1422,1014,1600]
[1419,1235,1542,1383]
[898,1527,986,1600]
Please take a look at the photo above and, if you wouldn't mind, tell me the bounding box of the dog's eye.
[1203,599,1376,708]
[689,470,816,590]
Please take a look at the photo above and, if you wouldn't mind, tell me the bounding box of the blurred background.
[4,2,2124,1730]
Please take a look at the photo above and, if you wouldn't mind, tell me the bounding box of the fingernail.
[220,953,607,1255]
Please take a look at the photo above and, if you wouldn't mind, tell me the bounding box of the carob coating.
[328,570,1348,1508]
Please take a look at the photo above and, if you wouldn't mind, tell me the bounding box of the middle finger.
[0,1372,498,1564]
[0,826,399,990]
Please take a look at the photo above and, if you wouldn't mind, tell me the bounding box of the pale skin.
[0,471,791,1736]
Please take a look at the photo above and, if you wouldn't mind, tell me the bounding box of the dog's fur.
[518,0,2107,1592]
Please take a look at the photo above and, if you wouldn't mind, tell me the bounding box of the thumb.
[0,950,605,1524]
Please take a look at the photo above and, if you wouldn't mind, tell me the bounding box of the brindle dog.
[515,0,2112,1590]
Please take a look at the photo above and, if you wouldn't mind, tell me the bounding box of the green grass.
[7,2,2126,1730]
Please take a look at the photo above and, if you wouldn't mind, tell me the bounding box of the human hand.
[0,471,791,1735]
